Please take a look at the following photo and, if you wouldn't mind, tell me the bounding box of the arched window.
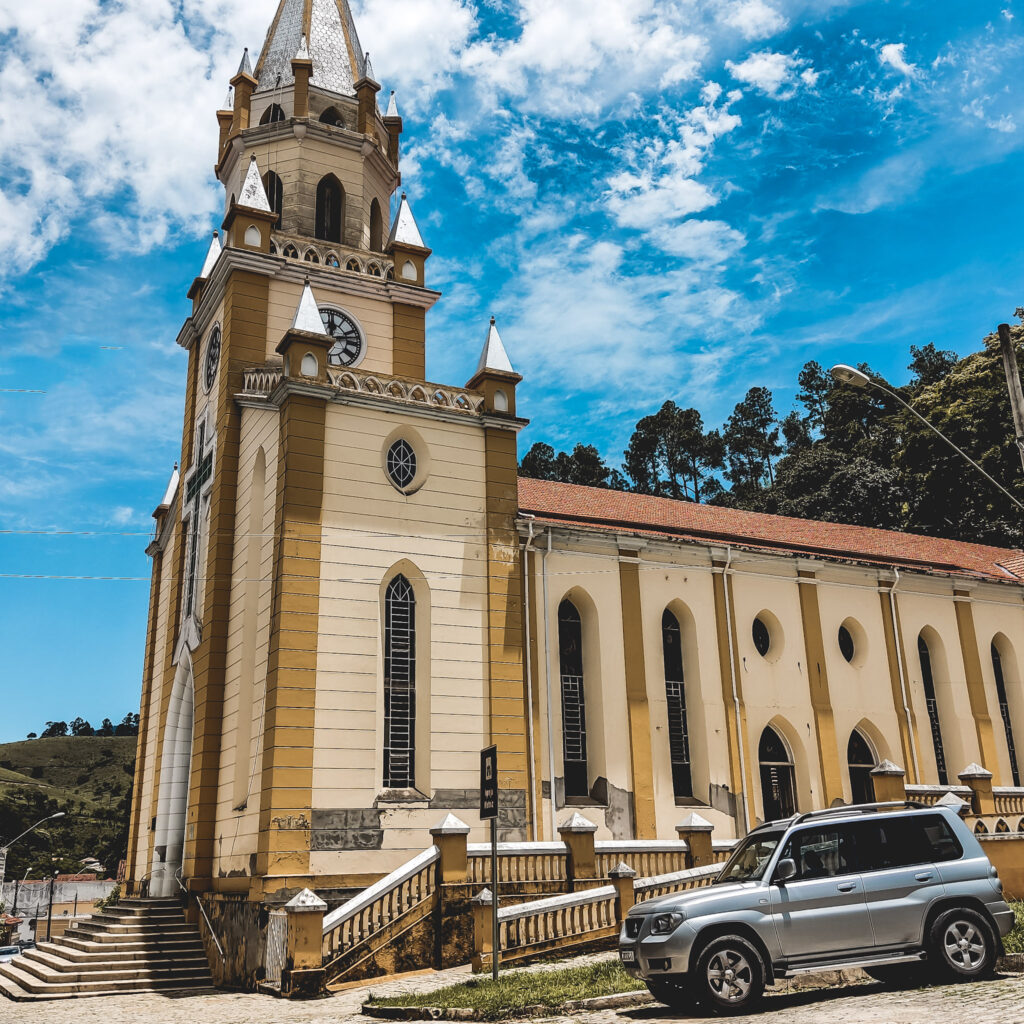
[919,634,948,785]
[759,726,796,821]
[320,106,343,127]
[992,642,1020,786]
[558,600,588,800]
[260,103,285,125]
[848,730,875,804]
[262,171,283,224]
[384,575,416,789]
[370,198,384,252]
[661,609,692,799]
[315,174,343,243]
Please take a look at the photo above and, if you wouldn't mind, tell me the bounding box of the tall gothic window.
[260,103,285,125]
[759,726,796,821]
[320,106,343,127]
[848,730,875,804]
[992,642,1021,787]
[919,634,948,786]
[315,174,343,243]
[558,600,589,800]
[370,198,384,252]
[384,575,416,789]
[661,609,692,799]
[262,171,283,225]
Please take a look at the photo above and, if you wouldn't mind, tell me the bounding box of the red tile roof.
[518,478,1024,583]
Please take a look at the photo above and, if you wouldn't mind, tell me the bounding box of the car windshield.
[716,830,784,883]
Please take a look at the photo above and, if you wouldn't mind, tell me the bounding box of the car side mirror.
[775,858,797,883]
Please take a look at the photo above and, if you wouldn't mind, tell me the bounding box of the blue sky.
[1,0,1023,742]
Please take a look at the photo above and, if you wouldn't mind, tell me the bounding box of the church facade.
[126,0,1024,912]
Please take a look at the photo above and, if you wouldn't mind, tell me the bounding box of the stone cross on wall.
[183,420,214,621]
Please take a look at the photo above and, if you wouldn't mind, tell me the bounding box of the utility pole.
[45,870,57,943]
[997,323,1024,475]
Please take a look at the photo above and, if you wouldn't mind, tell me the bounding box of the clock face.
[320,307,364,367]
[204,326,221,392]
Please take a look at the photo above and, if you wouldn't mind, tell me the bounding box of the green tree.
[519,442,618,489]
[796,361,832,433]
[908,343,958,389]
[40,721,68,738]
[723,387,782,491]
[69,718,94,737]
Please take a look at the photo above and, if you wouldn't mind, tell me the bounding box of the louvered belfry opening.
[558,599,589,799]
[384,575,416,789]
[315,174,343,243]
[759,726,796,821]
[918,634,948,786]
[661,609,693,799]
[847,729,876,804]
[991,642,1021,786]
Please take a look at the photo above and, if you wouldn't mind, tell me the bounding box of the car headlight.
[650,912,685,934]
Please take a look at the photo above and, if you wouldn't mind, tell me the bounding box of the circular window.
[752,617,771,657]
[838,624,855,663]
[386,440,417,490]
[204,325,221,393]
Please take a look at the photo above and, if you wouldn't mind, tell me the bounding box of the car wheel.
[928,908,996,982]
[693,935,765,1015]
[645,976,693,1011]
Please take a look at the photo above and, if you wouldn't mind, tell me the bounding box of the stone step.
[52,934,205,956]
[0,966,214,1002]
[99,906,186,921]
[67,921,196,941]
[78,912,192,931]
[0,960,212,996]
[12,953,213,987]
[23,947,210,974]
[38,938,206,962]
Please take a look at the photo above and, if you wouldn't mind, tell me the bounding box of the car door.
[856,815,947,949]
[769,824,874,958]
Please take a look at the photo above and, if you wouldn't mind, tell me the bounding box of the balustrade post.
[936,791,970,817]
[558,813,598,891]
[676,812,714,868]
[470,887,494,974]
[281,888,327,997]
[959,763,995,817]
[609,862,637,923]
[870,759,907,804]
[431,814,473,968]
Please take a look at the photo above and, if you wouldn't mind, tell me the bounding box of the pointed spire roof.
[363,51,375,82]
[387,193,425,248]
[475,317,515,376]
[239,156,271,211]
[295,34,309,60]
[237,47,253,77]
[199,232,221,279]
[222,85,234,110]
[292,279,327,334]
[253,0,365,95]
[386,90,400,118]
[155,463,179,515]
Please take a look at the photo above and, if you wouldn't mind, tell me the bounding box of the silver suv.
[619,801,1015,1015]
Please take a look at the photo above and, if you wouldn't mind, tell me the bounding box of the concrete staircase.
[0,897,215,1001]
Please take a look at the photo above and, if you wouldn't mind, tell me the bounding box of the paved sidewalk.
[1,963,1021,1024]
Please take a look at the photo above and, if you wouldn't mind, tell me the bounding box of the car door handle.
[837,882,857,892]
[915,873,933,882]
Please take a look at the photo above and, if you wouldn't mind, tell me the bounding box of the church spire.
[253,0,365,95]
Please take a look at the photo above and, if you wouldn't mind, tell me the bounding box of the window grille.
[386,440,417,490]
[558,600,588,799]
[758,726,796,820]
[918,635,948,785]
[847,729,875,804]
[315,175,343,243]
[661,610,692,798]
[384,575,416,789]
[992,643,1021,787]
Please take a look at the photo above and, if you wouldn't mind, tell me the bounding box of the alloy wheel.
[706,948,753,1002]
[943,920,986,971]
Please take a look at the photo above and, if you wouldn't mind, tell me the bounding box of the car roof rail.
[790,800,925,826]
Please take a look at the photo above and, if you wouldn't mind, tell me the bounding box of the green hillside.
[0,736,137,881]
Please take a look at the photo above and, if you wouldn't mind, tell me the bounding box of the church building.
[127,0,1024,922]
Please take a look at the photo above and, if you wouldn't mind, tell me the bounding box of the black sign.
[480,745,498,820]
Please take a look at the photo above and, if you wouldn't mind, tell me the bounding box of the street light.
[0,812,66,890]
[829,364,1024,513]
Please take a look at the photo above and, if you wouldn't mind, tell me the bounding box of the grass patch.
[367,961,644,1020]
[1002,902,1024,955]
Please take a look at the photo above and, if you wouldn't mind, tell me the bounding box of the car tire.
[692,935,765,1015]
[927,907,996,982]
[645,976,693,1011]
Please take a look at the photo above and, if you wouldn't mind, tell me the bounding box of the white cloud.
[646,219,746,261]
[879,42,918,77]
[723,0,788,41]
[725,50,816,98]
[111,506,136,526]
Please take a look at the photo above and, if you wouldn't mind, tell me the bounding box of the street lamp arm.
[1,812,65,852]
[873,380,1024,514]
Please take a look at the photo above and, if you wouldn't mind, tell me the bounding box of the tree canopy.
[518,324,1024,547]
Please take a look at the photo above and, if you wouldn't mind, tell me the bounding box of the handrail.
[594,840,690,853]
[175,871,224,962]
[497,885,616,922]
[633,863,720,893]
[323,845,439,935]
[467,842,565,856]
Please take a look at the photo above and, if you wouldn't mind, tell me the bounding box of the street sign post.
[480,745,499,981]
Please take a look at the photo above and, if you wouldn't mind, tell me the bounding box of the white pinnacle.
[386,90,400,118]
[237,47,253,77]
[292,280,327,334]
[474,317,515,376]
[239,156,271,212]
[199,232,221,278]
[295,34,309,60]
[222,85,234,110]
[386,193,424,248]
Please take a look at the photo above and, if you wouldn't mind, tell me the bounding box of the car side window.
[778,826,857,880]
[919,815,963,862]
[857,814,963,871]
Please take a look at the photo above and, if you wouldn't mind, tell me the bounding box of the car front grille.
[624,918,643,939]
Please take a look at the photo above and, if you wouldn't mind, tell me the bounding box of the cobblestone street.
[1,969,1022,1024]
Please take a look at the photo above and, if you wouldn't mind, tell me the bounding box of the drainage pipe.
[889,567,921,782]
[721,547,750,835]
[521,517,539,841]
[541,529,559,841]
